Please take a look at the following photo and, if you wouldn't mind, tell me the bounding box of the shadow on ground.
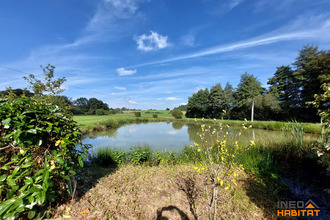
[243,152,330,220]
[156,205,190,220]
[74,164,118,200]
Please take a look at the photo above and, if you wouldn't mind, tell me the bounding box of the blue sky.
[1,0,330,110]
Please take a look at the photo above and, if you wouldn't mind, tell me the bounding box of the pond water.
[82,122,317,152]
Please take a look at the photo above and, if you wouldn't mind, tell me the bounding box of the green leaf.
[0,174,7,182]
[6,185,19,199]
[7,198,23,213]
[0,165,9,170]
[55,157,64,164]
[43,171,49,183]
[24,177,34,185]
[2,118,11,129]
[78,155,84,167]
[22,161,34,168]
[27,129,37,134]
[68,170,76,175]
[7,178,16,186]
[28,209,36,219]
[0,198,15,216]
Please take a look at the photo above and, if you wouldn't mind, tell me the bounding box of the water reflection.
[82,122,317,151]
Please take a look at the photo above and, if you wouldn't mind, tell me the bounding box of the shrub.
[0,96,90,219]
[129,146,152,164]
[153,113,158,118]
[134,111,141,117]
[95,109,106,115]
[172,108,183,119]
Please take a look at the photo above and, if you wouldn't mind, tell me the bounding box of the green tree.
[232,73,263,119]
[268,65,298,109]
[247,94,281,120]
[0,88,34,97]
[268,46,329,121]
[209,84,226,118]
[23,64,66,96]
[186,89,210,118]
[224,82,234,119]
[172,108,183,119]
[87,98,109,114]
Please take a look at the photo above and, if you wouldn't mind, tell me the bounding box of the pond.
[82,121,317,152]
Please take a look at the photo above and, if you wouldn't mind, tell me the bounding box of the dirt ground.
[51,164,276,219]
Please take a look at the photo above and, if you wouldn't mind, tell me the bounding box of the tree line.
[186,45,330,122]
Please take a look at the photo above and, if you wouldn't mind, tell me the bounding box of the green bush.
[95,109,106,115]
[129,146,152,164]
[172,108,183,119]
[134,111,141,117]
[0,96,90,219]
[153,113,158,118]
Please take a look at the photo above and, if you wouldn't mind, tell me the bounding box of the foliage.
[289,120,304,155]
[22,64,73,112]
[23,64,66,96]
[176,104,187,111]
[128,146,152,164]
[95,109,107,115]
[72,97,109,115]
[209,84,229,119]
[0,95,90,219]
[246,93,282,121]
[191,117,248,219]
[232,73,264,120]
[0,88,34,98]
[268,46,330,122]
[153,113,158,118]
[186,89,210,118]
[134,111,141,117]
[309,83,330,167]
[172,108,183,119]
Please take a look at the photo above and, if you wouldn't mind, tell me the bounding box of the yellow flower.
[19,149,24,155]
[194,142,199,146]
[250,140,255,146]
[197,148,201,152]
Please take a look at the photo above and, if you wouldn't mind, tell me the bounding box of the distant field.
[73,113,321,133]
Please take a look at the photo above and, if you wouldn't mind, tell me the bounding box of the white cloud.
[128,100,138,105]
[129,16,330,68]
[87,0,139,32]
[181,35,195,47]
[116,67,137,76]
[135,31,170,51]
[166,97,183,101]
[115,86,127,90]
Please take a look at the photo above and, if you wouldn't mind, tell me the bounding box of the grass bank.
[52,138,329,219]
[74,113,322,133]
